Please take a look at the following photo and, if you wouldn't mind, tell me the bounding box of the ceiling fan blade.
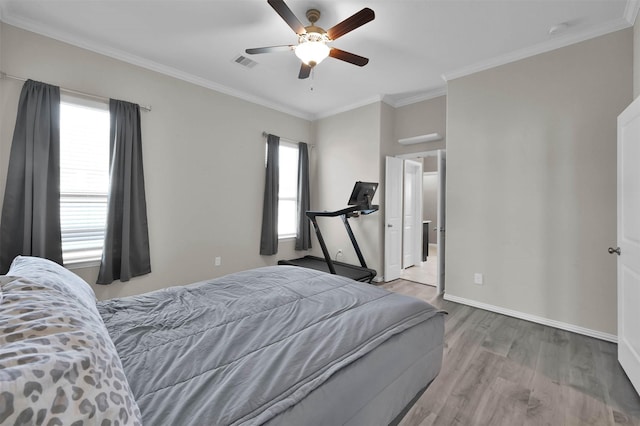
[326,8,375,40]
[245,45,294,55]
[268,0,306,35]
[298,63,312,79]
[329,48,369,67]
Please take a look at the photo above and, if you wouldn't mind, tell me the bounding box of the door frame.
[436,149,446,294]
[385,150,446,293]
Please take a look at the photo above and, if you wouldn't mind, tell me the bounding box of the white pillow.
[8,256,97,312]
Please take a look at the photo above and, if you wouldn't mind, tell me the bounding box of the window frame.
[59,94,110,269]
[277,141,299,240]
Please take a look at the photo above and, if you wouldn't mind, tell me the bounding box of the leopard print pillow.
[9,255,97,313]
[0,276,142,425]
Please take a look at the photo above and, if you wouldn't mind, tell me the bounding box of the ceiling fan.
[245,0,375,79]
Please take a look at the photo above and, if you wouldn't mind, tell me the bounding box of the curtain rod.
[262,131,314,148]
[0,71,152,112]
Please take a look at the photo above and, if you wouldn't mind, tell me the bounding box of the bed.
[1,257,445,425]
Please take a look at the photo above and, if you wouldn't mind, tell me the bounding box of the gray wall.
[313,102,383,276]
[446,28,632,335]
[390,96,447,157]
[0,24,314,300]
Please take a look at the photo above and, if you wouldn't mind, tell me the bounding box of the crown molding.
[313,94,385,120]
[386,86,448,108]
[0,12,315,121]
[313,85,449,120]
[442,17,631,82]
[625,0,640,25]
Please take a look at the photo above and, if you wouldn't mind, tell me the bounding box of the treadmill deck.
[278,256,376,283]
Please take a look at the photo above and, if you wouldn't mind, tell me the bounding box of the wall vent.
[233,55,258,69]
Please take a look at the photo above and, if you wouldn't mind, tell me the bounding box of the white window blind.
[59,96,110,265]
[278,142,299,238]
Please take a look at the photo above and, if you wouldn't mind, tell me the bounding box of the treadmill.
[278,181,378,283]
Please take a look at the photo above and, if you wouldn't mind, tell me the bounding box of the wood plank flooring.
[381,280,640,426]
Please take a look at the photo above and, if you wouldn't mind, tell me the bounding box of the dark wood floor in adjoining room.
[382,279,640,426]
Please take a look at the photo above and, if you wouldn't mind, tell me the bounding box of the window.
[278,143,299,239]
[59,96,110,265]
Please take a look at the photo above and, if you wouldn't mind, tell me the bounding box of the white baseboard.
[443,293,617,343]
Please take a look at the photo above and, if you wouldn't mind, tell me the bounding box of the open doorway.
[385,150,445,293]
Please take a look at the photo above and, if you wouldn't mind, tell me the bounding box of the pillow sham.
[0,276,142,425]
[0,276,17,306]
[8,256,96,312]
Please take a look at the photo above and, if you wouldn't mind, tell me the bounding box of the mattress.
[98,266,445,425]
[265,312,444,425]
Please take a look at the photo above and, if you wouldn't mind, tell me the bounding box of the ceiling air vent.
[233,55,258,69]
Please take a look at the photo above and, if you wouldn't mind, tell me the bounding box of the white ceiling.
[0,0,635,120]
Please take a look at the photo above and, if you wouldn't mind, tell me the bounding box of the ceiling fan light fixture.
[295,32,330,67]
[246,2,374,78]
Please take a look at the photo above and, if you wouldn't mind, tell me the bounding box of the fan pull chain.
[310,68,315,92]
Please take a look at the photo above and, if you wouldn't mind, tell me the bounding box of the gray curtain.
[260,134,279,255]
[97,99,151,284]
[295,142,311,250]
[0,80,62,273]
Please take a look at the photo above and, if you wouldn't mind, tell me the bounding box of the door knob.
[608,247,621,255]
[387,224,392,228]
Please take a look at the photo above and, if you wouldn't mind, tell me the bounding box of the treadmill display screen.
[348,181,378,209]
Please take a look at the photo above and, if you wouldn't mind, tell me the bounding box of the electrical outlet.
[474,273,483,285]
[215,256,221,267]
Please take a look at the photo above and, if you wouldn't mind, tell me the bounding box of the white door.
[385,156,404,281]
[436,150,446,294]
[411,160,424,267]
[616,98,640,395]
[403,160,423,269]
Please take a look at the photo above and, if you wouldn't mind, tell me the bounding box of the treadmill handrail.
[306,205,379,219]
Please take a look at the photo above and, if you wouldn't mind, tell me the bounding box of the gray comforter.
[98,266,442,426]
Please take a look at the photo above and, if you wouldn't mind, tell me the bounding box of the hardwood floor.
[381,280,640,426]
